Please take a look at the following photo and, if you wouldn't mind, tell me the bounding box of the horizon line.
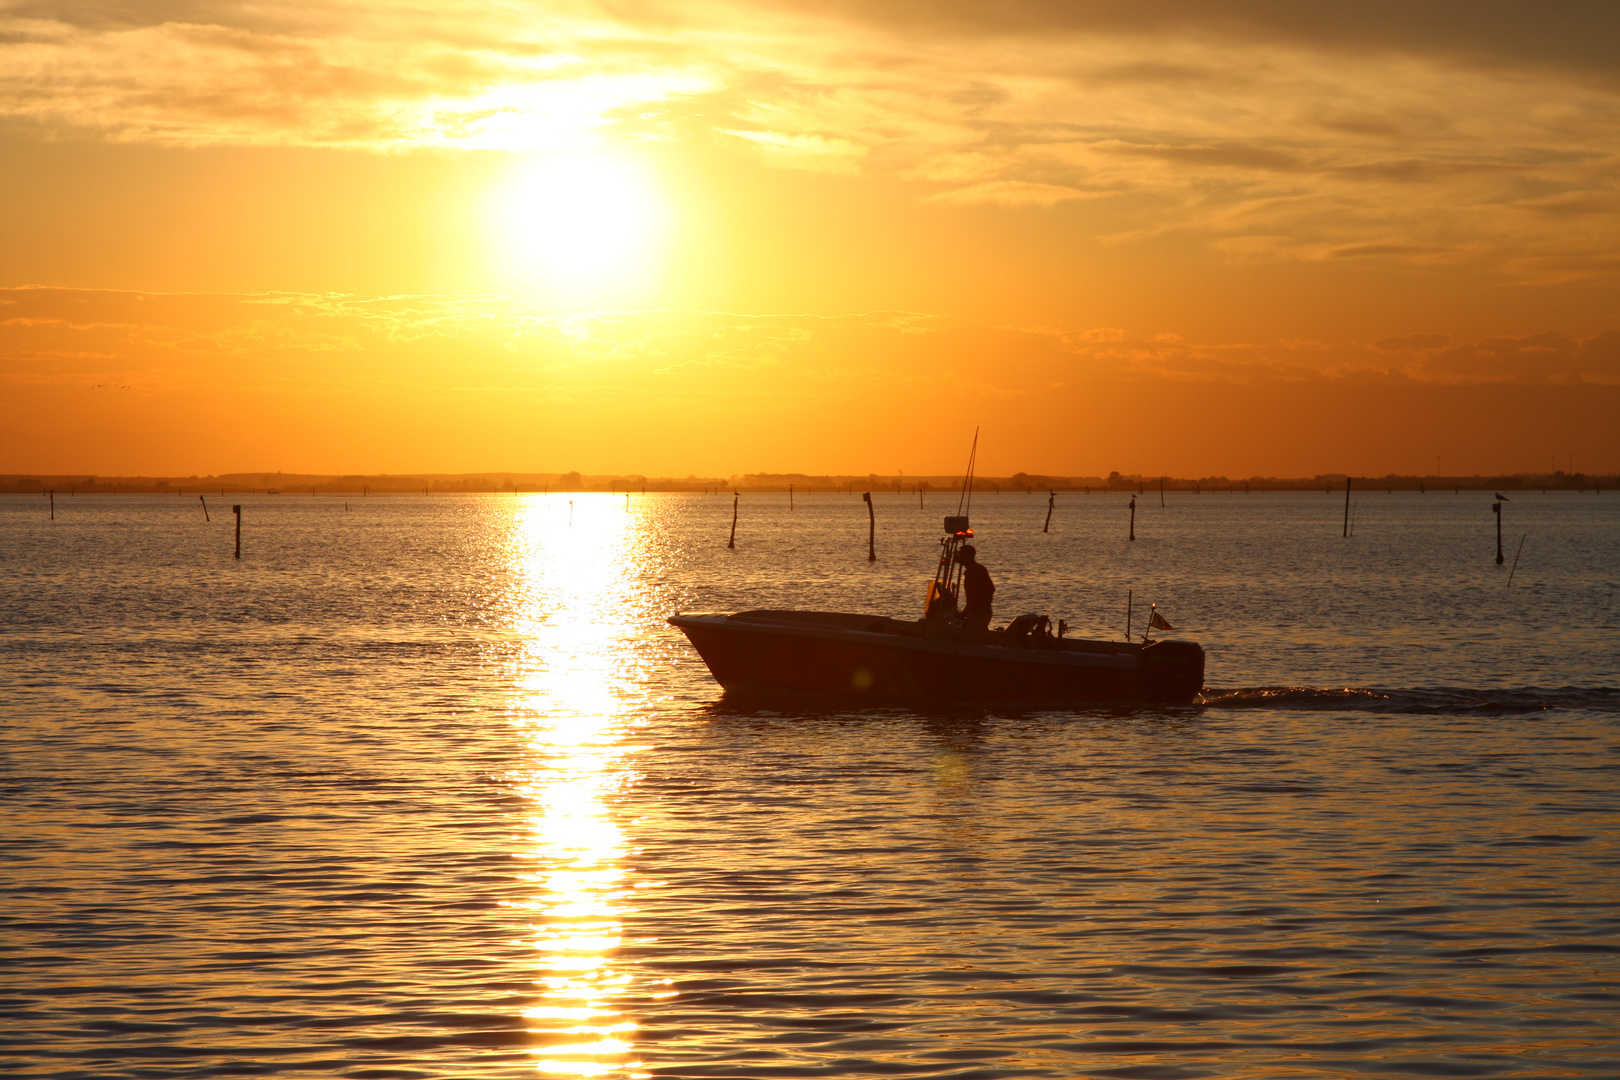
[1,468,1611,496]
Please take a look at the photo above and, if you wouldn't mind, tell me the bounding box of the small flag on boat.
[1148,608,1175,632]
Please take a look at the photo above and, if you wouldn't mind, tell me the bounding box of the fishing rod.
[957,426,979,516]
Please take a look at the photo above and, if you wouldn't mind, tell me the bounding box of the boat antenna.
[957,427,979,516]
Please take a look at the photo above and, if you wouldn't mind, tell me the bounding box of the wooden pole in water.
[233,505,241,559]
[1343,477,1352,537]
[1044,490,1055,532]
[49,490,54,519]
[1128,495,1136,541]
[1126,589,1132,641]
[863,491,876,561]
[199,495,209,522]
[728,492,738,548]
[1494,498,1505,564]
[1159,478,1165,507]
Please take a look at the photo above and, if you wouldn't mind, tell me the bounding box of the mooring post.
[728,492,738,549]
[1343,477,1352,537]
[1044,490,1055,533]
[1129,495,1136,541]
[1160,478,1165,507]
[233,505,241,559]
[1494,497,1505,564]
[863,491,876,561]
[1126,589,1132,641]
[199,495,209,522]
[49,490,54,520]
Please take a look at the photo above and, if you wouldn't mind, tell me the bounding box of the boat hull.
[669,610,1204,706]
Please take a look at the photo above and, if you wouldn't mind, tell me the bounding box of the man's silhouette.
[959,544,995,633]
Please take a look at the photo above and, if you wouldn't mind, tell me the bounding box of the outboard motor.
[1140,640,1205,703]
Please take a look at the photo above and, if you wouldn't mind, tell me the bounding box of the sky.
[2,0,1617,478]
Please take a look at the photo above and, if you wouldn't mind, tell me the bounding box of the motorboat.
[669,511,1205,707]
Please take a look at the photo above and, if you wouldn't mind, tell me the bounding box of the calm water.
[3,490,1617,1078]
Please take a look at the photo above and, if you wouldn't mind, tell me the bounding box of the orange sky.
[2,1,1617,477]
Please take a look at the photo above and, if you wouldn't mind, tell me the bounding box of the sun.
[488,147,669,303]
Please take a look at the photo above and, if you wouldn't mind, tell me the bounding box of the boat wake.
[1200,685,1620,715]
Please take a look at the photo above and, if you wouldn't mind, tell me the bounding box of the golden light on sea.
[502,494,655,1078]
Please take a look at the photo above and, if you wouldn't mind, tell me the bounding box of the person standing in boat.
[958,545,995,633]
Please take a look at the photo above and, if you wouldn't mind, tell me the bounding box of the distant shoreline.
[1,470,1610,495]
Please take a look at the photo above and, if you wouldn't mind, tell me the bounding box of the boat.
[670,604,1204,706]
[670,477,1205,706]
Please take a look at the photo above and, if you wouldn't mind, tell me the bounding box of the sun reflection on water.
[502,495,656,1078]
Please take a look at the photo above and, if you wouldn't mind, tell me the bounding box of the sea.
[2,489,1617,1079]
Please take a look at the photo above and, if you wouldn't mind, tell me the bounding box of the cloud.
[1581,329,1620,368]
[1374,333,1449,352]
[718,127,866,172]
[6,289,1615,394]
[1096,141,1306,172]
[773,1,1620,82]
[925,180,1088,206]
[4,288,1617,475]
[2,0,1618,281]
[1422,329,1620,380]
[1326,243,1442,260]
